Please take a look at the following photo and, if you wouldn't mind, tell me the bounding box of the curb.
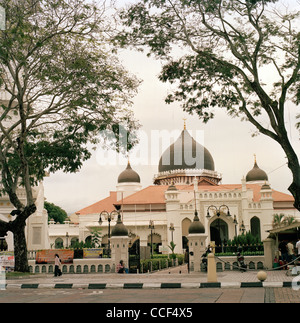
[4,281,293,289]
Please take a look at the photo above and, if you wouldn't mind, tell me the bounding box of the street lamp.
[149,220,155,257]
[206,205,231,252]
[99,210,118,256]
[169,223,175,243]
[66,232,69,248]
[239,220,246,235]
[233,215,239,237]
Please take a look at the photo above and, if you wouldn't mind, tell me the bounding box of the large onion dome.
[158,129,215,173]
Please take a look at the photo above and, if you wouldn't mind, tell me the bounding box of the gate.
[128,239,140,273]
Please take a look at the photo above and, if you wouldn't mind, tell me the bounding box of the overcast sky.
[43,1,300,215]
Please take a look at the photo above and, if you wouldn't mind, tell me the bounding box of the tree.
[117,0,300,211]
[0,0,140,272]
[168,240,176,259]
[44,201,67,224]
[90,228,102,248]
[272,213,297,228]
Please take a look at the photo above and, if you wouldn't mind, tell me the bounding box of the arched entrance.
[129,239,140,273]
[210,218,228,252]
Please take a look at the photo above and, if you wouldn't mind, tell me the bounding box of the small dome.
[167,183,178,191]
[111,214,128,237]
[158,129,215,173]
[246,158,268,182]
[188,212,205,234]
[118,161,140,183]
[261,183,271,190]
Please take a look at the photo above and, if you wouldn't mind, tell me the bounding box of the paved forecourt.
[3,265,299,290]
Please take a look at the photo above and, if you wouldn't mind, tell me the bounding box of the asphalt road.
[0,287,284,304]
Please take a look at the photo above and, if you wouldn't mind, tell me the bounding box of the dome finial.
[254,153,257,163]
[183,117,187,130]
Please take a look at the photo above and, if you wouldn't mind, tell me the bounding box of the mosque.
[48,125,298,255]
[0,123,299,254]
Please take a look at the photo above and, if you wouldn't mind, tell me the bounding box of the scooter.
[237,251,247,272]
[201,252,208,272]
[201,246,212,272]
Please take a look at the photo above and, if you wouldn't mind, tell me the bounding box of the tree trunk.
[12,222,29,272]
[288,178,300,212]
[278,132,300,213]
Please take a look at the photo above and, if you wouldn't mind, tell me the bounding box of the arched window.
[250,216,261,240]
[55,238,63,249]
[70,237,78,248]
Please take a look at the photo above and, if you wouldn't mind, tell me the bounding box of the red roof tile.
[76,191,117,215]
[76,183,294,215]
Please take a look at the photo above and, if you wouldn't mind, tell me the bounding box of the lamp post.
[239,220,246,235]
[169,223,175,243]
[206,204,231,252]
[66,232,69,248]
[99,210,118,257]
[233,215,238,237]
[149,220,155,257]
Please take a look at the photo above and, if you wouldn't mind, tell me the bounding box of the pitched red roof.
[76,191,117,215]
[75,183,294,215]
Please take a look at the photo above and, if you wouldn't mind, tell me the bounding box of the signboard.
[36,250,74,264]
[0,251,14,270]
[83,248,104,258]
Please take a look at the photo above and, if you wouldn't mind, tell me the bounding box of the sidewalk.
[4,265,299,289]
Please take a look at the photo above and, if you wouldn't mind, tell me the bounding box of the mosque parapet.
[153,168,222,185]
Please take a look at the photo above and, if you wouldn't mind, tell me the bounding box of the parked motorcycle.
[201,246,212,272]
[237,250,247,272]
[201,252,208,272]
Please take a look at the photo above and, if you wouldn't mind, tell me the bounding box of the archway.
[250,216,261,240]
[210,218,228,252]
[55,238,63,249]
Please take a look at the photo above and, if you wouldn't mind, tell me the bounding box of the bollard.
[207,253,218,283]
[257,271,267,282]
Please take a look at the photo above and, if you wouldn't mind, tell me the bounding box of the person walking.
[54,254,62,277]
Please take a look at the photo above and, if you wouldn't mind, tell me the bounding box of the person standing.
[54,254,62,277]
[278,240,288,264]
[296,238,300,259]
[287,241,295,262]
[116,260,125,273]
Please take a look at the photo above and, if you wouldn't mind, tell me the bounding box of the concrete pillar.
[110,236,130,272]
[263,237,275,269]
[207,253,217,283]
[187,233,207,272]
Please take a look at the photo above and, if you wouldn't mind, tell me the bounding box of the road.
[1,287,299,304]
